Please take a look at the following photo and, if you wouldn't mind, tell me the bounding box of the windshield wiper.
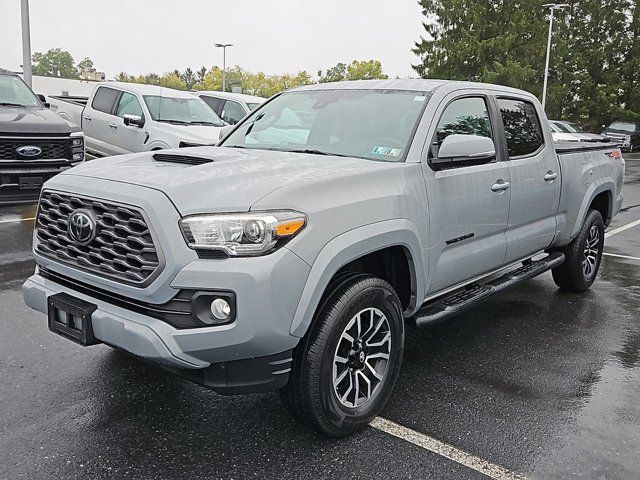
[189,121,223,126]
[0,102,26,107]
[157,119,190,125]
[286,149,352,158]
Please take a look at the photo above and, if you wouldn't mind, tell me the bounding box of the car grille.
[0,137,70,160]
[35,190,162,286]
[606,133,630,145]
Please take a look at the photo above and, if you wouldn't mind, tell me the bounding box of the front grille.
[0,137,70,160]
[35,190,162,286]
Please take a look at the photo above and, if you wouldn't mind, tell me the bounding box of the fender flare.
[147,140,171,151]
[289,219,426,338]
[570,179,614,239]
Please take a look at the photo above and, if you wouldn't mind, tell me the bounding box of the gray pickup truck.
[23,79,624,437]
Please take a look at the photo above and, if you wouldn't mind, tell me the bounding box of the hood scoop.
[153,153,213,165]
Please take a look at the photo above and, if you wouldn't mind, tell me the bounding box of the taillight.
[608,149,625,178]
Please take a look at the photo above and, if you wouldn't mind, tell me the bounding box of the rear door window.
[497,98,544,157]
[91,87,120,114]
[201,95,225,116]
[221,100,246,125]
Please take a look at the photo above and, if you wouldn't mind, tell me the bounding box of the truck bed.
[48,96,89,107]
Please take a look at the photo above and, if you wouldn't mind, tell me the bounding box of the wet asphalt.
[1,156,639,480]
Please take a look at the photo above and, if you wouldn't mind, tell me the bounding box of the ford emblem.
[16,145,42,157]
[68,209,97,245]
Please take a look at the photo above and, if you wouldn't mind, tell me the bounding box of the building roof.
[194,91,265,103]
[105,81,198,98]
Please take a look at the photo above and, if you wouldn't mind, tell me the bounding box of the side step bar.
[409,252,565,329]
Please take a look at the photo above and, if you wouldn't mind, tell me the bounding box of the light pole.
[214,43,233,92]
[541,3,569,110]
[20,0,33,87]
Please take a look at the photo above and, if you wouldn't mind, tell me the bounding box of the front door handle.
[108,123,118,129]
[544,171,558,182]
[491,180,510,192]
[83,115,92,121]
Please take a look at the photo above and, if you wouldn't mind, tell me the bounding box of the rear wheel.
[552,209,604,292]
[281,275,404,437]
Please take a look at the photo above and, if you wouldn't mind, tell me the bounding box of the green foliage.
[31,48,78,78]
[76,57,94,72]
[319,60,389,83]
[413,0,639,129]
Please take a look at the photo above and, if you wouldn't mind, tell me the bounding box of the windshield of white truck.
[0,74,40,107]
[221,89,430,161]
[608,121,636,132]
[143,95,225,126]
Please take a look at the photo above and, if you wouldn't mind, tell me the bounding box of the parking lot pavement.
[1,157,639,480]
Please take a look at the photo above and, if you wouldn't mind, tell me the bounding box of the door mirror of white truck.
[433,134,496,169]
[218,125,234,142]
[37,94,50,108]
[123,114,145,128]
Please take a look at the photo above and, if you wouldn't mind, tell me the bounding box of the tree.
[319,62,347,83]
[346,60,388,81]
[32,48,77,78]
[76,57,94,72]
[412,0,638,129]
[181,67,197,89]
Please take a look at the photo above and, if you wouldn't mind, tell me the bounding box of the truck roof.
[101,81,198,98]
[0,68,17,76]
[290,79,536,99]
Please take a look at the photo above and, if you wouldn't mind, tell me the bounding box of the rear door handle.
[544,171,558,182]
[83,115,92,121]
[108,123,118,129]
[491,180,510,192]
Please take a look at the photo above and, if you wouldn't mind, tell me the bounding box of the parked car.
[193,91,265,125]
[0,68,84,204]
[23,79,624,437]
[48,82,225,157]
[550,120,610,143]
[602,121,639,152]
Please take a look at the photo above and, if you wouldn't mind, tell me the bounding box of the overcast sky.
[0,0,425,80]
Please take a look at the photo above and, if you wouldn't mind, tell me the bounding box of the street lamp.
[214,43,233,92]
[20,0,33,87]
[541,3,569,110]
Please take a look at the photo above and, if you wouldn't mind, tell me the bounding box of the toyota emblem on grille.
[68,209,97,245]
[16,145,42,157]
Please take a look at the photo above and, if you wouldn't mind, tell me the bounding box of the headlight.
[69,132,85,162]
[179,211,307,256]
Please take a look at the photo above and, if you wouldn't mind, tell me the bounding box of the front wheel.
[552,209,604,292]
[281,275,404,437]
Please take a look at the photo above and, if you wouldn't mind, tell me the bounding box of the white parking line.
[0,216,35,224]
[605,219,640,238]
[370,417,528,480]
[603,252,640,261]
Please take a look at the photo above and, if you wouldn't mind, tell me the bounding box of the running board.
[409,252,565,328]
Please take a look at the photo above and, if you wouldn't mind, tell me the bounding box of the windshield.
[143,95,225,126]
[0,74,40,107]
[560,122,580,133]
[220,89,430,161]
[608,121,636,132]
[247,102,261,111]
[551,121,572,133]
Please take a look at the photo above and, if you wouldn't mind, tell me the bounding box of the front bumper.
[0,162,77,204]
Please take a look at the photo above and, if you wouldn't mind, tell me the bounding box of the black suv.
[0,68,84,204]
[603,121,639,153]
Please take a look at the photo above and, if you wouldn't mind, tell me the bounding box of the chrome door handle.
[108,123,118,129]
[544,171,558,181]
[491,181,510,192]
[83,115,92,121]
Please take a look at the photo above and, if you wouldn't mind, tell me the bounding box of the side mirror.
[218,125,234,141]
[37,94,50,108]
[432,134,496,169]
[123,114,145,128]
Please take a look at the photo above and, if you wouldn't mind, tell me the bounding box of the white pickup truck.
[48,82,226,157]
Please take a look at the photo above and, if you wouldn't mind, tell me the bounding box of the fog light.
[210,298,231,320]
[72,152,84,161]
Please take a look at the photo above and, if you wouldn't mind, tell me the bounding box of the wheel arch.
[289,219,426,338]
[570,180,615,239]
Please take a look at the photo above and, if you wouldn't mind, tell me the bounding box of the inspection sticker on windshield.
[372,146,401,157]
[413,95,427,102]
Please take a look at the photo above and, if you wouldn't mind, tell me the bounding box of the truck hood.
[156,123,223,145]
[0,105,78,135]
[62,146,393,214]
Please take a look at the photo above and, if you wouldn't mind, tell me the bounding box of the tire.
[281,274,404,437]
[552,209,605,292]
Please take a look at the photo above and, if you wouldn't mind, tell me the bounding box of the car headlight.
[179,211,307,256]
[69,132,85,162]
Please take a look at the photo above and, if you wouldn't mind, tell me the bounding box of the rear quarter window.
[497,98,544,157]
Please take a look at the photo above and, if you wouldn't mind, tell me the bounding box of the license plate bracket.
[47,293,99,346]
[19,176,43,190]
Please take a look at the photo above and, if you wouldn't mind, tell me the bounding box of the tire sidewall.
[317,279,404,433]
